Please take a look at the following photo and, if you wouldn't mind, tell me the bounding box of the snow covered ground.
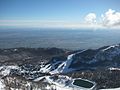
[0,66,19,76]
[45,83,120,90]
[100,88,120,90]
[0,65,120,90]
[0,79,5,90]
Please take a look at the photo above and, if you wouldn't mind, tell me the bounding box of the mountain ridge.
[41,44,120,74]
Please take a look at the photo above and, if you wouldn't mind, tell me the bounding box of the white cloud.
[101,9,120,27]
[84,9,120,29]
[85,13,96,24]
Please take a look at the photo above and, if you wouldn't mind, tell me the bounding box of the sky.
[0,0,120,29]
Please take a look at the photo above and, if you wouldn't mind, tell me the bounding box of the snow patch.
[109,67,120,71]
[0,79,5,90]
[0,66,19,76]
[34,76,45,82]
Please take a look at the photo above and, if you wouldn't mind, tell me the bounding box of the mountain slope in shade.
[40,44,120,74]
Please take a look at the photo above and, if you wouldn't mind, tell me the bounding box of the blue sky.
[0,0,120,28]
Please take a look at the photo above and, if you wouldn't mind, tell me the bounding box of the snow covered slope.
[50,54,75,74]
[0,79,5,90]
